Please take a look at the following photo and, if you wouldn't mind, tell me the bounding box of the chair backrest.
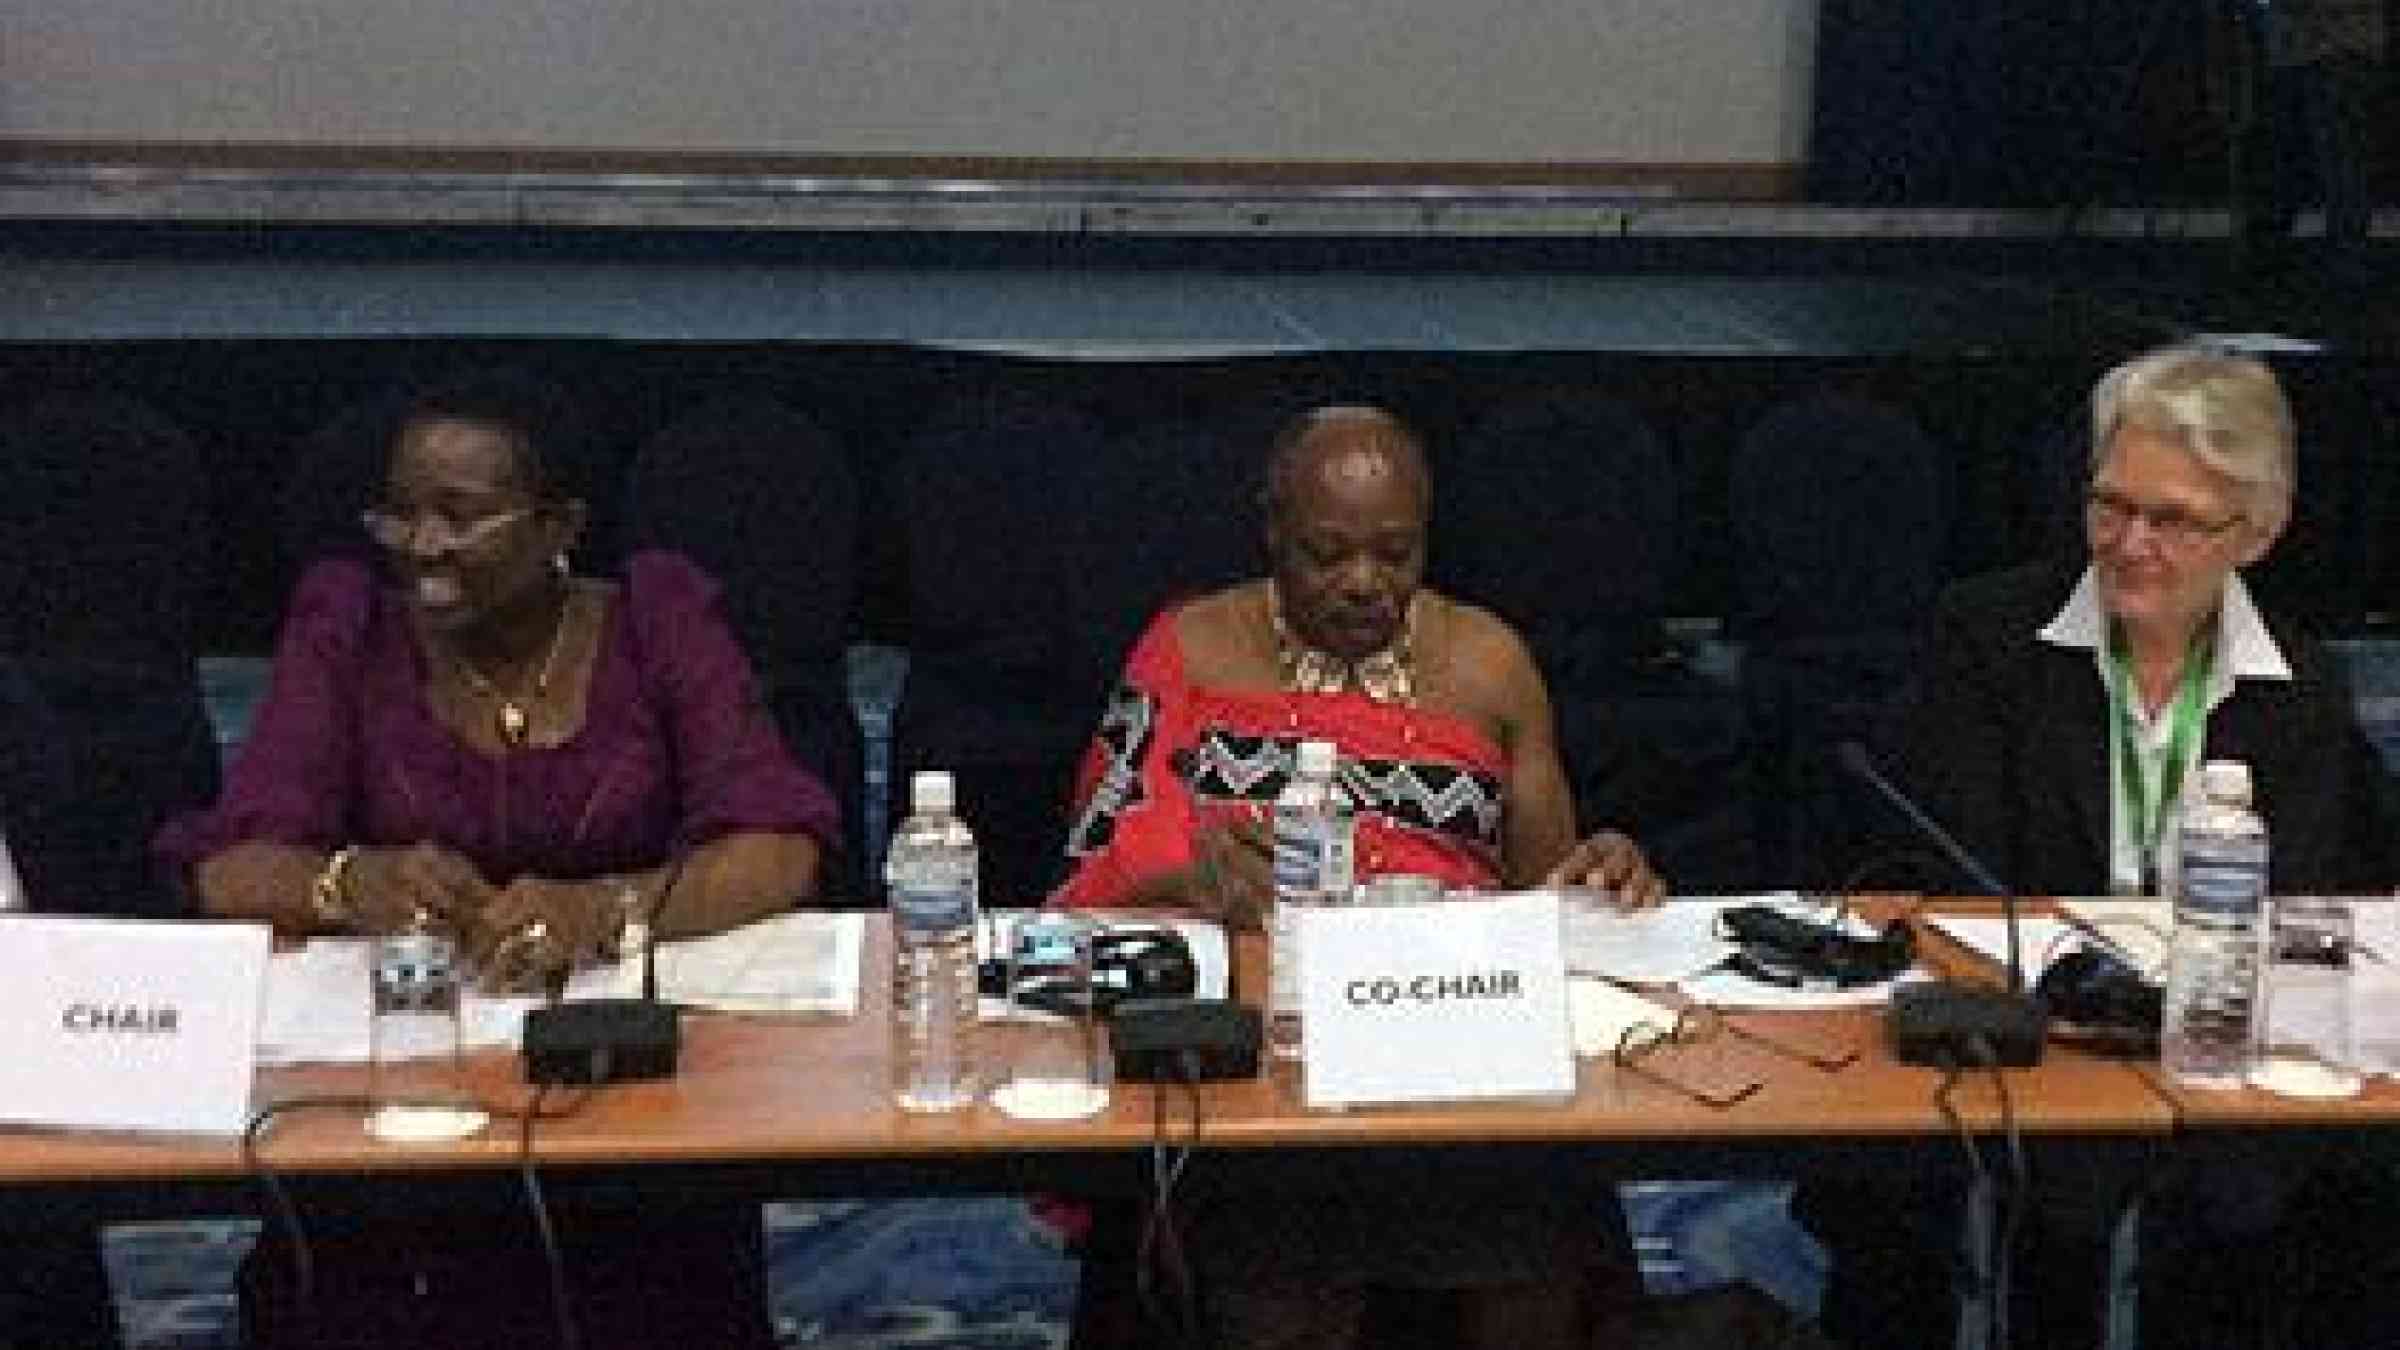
[1728,392,1948,641]
[1070,417,1262,685]
[628,396,859,675]
[1728,392,1948,883]
[0,395,208,665]
[890,387,1110,695]
[627,395,868,897]
[1436,390,1681,652]
[279,390,409,571]
[885,387,1112,903]
[1435,392,1759,885]
[2242,357,2385,633]
[1,654,219,918]
[0,394,217,915]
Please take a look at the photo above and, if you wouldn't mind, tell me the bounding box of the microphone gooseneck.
[1837,741,2022,994]
[1838,741,2048,1068]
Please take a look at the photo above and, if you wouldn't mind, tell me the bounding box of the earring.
[551,552,570,580]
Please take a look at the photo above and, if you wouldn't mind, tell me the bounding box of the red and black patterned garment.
[1053,606,1506,908]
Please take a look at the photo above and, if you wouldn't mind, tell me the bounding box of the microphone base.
[523,999,681,1085]
[1112,998,1262,1082]
[1887,982,2047,1068]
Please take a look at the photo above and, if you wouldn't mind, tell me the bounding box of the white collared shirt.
[2037,567,2291,895]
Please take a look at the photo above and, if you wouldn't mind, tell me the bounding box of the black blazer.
[1877,558,2399,896]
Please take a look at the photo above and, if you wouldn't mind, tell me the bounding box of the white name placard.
[0,915,272,1135]
[1296,892,1575,1108]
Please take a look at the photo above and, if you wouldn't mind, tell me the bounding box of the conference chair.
[0,394,210,668]
[1728,391,1948,888]
[278,388,408,571]
[1070,416,1261,683]
[1440,388,1751,890]
[0,394,220,918]
[2219,355,2383,634]
[885,386,1112,905]
[627,395,869,898]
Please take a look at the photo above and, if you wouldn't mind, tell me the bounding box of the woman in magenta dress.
[157,374,837,1350]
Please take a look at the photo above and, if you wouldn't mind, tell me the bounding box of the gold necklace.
[449,591,573,749]
[1269,584,1418,704]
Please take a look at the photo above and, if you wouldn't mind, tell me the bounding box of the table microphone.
[1837,742,2047,1067]
[522,857,689,1086]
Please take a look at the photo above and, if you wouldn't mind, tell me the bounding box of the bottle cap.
[1296,739,1337,777]
[911,770,956,815]
[2199,759,2252,807]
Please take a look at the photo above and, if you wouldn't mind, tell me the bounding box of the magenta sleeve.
[152,559,374,871]
[622,550,843,855]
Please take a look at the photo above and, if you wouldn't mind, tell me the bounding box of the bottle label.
[893,883,974,933]
[1322,811,1356,899]
[1273,812,1325,897]
[2179,847,2264,927]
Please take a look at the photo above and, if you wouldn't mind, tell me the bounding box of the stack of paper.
[611,911,866,1016]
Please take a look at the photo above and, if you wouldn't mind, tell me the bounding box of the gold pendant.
[496,701,530,747]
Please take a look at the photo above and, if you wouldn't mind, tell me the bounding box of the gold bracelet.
[309,846,359,929]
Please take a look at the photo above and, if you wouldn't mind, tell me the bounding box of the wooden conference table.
[1,899,2186,1222]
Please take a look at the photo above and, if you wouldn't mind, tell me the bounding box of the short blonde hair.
[2089,344,2295,535]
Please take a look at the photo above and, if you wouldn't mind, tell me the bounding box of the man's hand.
[1541,829,1666,909]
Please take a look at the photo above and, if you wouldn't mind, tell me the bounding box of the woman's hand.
[1541,829,1666,910]
[471,876,633,992]
[1187,818,1276,930]
[341,843,496,936]
[1122,817,1275,930]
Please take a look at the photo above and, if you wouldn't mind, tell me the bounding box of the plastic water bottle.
[2161,759,2270,1088]
[1268,739,1355,1060]
[888,770,981,1111]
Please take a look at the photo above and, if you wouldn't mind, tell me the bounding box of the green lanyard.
[2107,629,2213,889]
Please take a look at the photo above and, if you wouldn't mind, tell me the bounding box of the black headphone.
[2035,946,2163,1041]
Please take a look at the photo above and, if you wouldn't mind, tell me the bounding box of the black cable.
[239,1093,379,1320]
[517,1078,585,1350]
[1981,1040,2030,1350]
[1136,1052,1205,1349]
[1169,1069,1201,1338]
[1136,1069,1171,1323]
[241,1081,597,1347]
[1931,1061,1994,1348]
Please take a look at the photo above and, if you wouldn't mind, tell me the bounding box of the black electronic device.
[978,925,1199,1019]
[1112,998,1262,1082]
[522,857,687,1085]
[2035,946,2163,1045]
[1716,904,1915,989]
[1839,742,2048,1068]
[523,999,680,1085]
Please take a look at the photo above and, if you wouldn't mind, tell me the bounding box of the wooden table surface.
[0,901,2185,1189]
